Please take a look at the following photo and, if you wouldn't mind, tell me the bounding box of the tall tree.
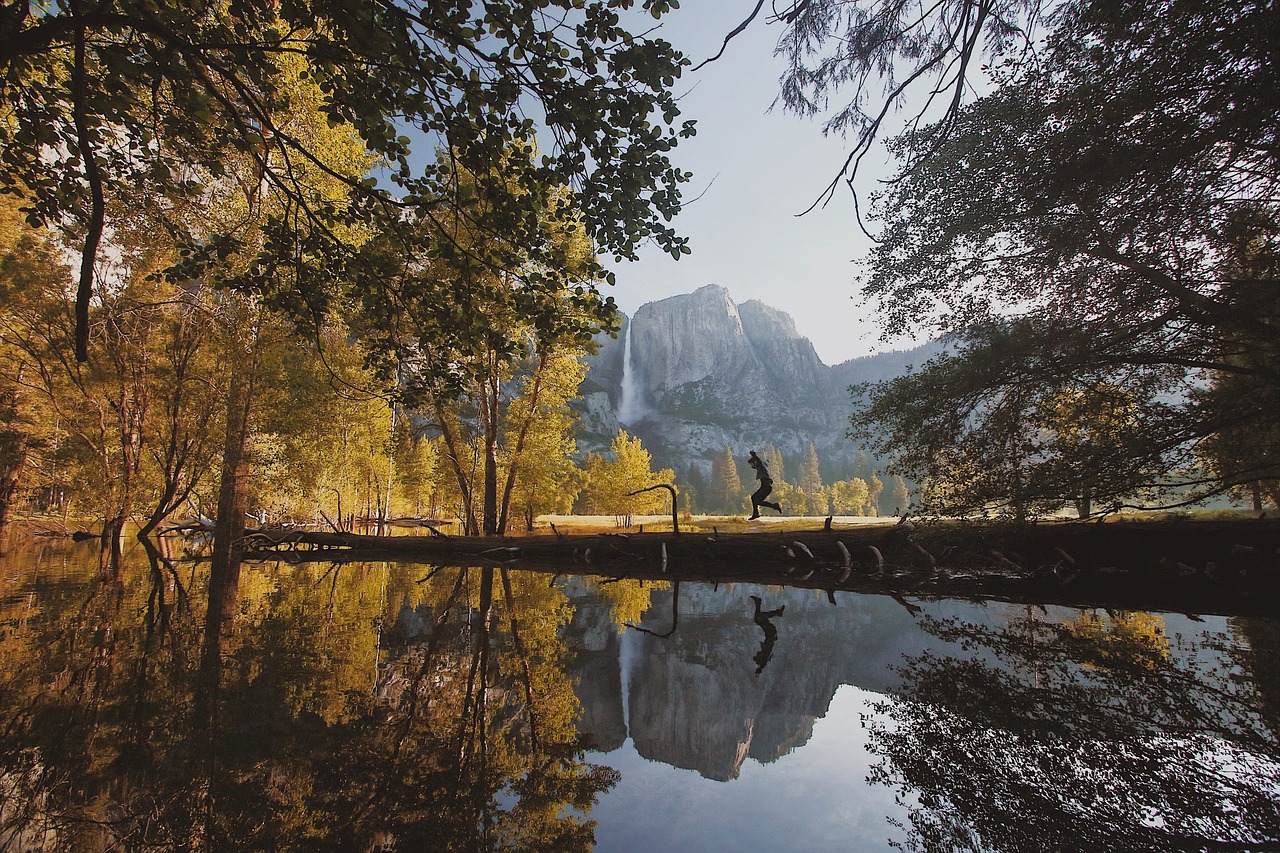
[867,473,883,518]
[710,445,743,514]
[888,474,911,517]
[501,349,591,533]
[580,430,673,525]
[797,441,823,495]
[851,0,1280,514]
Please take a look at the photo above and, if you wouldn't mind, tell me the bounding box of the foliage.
[0,0,693,364]
[796,441,823,496]
[0,545,619,849]
[576,430,672,523]
[851,0,1280,515]
[503,349,591,531]
[887,474,911,516]
[396,157,607,534]
[707,445,743,514]
[867,608,1280,851]
[829,478,869,516]
[585,577,668,634]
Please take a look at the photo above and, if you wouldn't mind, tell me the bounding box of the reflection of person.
[746,450,782,520]
[750,595,785,675]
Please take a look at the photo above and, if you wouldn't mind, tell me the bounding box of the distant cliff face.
[574,284,933,472]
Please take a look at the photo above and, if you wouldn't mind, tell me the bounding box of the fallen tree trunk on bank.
[239,518,1280,618]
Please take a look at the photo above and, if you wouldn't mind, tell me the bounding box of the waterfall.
[620,628,637,743]
[617,319,646,426]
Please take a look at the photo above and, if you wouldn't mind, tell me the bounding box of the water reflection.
[0,538,1276,851]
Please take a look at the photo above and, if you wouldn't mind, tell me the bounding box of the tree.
[396,157,612,535]
[760,447,785,485]
[851,0,1280,513]
[797,441,823,495]
[830,478,870,516]
[709,445,743,514]
[0,209,224,550]
[0,198,62,529]
[580,430,673,526]
[1,0,693,363]
[867,473,883,518]
[888,475,911,517]
[502,350,591,532]
[392,421,438,518]
[768,0,1045,214]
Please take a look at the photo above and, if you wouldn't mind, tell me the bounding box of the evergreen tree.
[711,445,743,514]
[761,447,786,485]
[868,473,884,517]
[889,475,911,517]
[798,441,824,495]
[853,449,873,482]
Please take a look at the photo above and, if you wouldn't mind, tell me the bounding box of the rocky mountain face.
[573,284,939,475]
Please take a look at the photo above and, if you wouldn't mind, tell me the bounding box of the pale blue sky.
[611,5,918,365]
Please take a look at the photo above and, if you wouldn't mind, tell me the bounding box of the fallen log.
[236,519,1280,617]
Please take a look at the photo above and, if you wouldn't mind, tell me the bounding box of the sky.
[608,4,919,366]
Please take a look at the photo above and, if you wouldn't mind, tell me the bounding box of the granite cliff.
[573,284,939,476]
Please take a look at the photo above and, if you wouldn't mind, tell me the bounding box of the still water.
[1,535,1277,851]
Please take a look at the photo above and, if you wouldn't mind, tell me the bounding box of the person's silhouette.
[746,450,782,520]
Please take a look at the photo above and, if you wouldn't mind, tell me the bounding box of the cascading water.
[617,319,646,426]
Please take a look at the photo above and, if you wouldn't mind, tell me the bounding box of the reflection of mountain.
[562,580,981,781]
[562,579,627,752]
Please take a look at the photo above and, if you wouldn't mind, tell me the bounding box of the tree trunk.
[497,353,548,535]
[481,374,499,536]
[436,404,479,535]
[208,363,254,625]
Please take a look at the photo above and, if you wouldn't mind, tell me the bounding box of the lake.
[1,534,1277,851]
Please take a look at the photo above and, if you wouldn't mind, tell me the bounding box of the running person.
[746,450,782,519]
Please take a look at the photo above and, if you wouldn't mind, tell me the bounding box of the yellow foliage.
[1064,610,1170,672]
[587,578,669,631]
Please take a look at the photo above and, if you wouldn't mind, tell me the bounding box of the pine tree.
[711,445,743,514]
[761,447,785,484]
[889,475,911,517]
[798,442,823,494]
[868,473,884,517]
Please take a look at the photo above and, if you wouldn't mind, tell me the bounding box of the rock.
[574,284,936,471]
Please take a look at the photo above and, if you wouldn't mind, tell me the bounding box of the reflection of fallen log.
[237,519,1280,617]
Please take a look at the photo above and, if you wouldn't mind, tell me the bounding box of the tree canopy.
[848,0,1280,515]
[0,0,693,360]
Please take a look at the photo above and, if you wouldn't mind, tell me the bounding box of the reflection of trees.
[0,548,614,850]
[866,609,1280,852]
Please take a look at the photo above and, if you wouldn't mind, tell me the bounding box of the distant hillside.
[829,338,946,390]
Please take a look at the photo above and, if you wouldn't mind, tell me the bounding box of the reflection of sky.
[586,685,909,853]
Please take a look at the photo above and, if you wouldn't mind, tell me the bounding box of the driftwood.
[237,519,1280,618]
